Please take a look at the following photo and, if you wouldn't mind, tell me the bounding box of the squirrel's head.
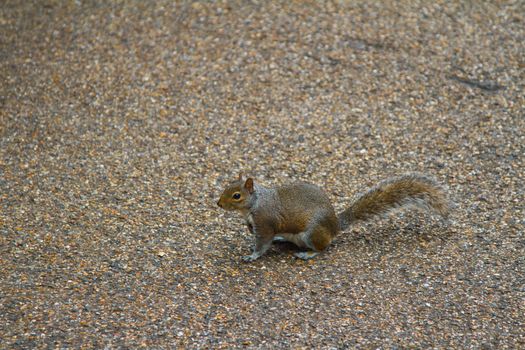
[217,173,255,211]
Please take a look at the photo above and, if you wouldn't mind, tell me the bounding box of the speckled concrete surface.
[1,1,524,348]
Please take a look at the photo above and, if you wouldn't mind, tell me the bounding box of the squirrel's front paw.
[241,254,259,262]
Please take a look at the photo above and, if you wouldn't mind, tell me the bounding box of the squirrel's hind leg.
[293,222,335,260]
[307,224,334,251]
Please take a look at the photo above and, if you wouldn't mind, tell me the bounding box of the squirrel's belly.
[278,233,309,248]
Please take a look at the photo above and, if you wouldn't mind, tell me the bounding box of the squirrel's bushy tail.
[338,173,451,231]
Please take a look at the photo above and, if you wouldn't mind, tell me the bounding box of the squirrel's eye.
[232,193,241,200]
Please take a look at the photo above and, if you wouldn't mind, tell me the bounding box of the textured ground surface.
[1,1,524,348]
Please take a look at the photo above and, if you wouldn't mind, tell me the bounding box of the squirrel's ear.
[244,178,254,193]
[238,172,244,181]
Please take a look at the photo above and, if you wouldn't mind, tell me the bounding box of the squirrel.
[217,172,451,262]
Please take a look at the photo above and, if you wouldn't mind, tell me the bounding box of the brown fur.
[276,182,337,235]
[309,225,333,251]
[338,173,450,229]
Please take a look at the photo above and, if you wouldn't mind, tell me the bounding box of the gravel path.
[1,1,524,348]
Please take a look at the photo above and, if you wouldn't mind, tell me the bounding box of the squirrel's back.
[276,182,337,234]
